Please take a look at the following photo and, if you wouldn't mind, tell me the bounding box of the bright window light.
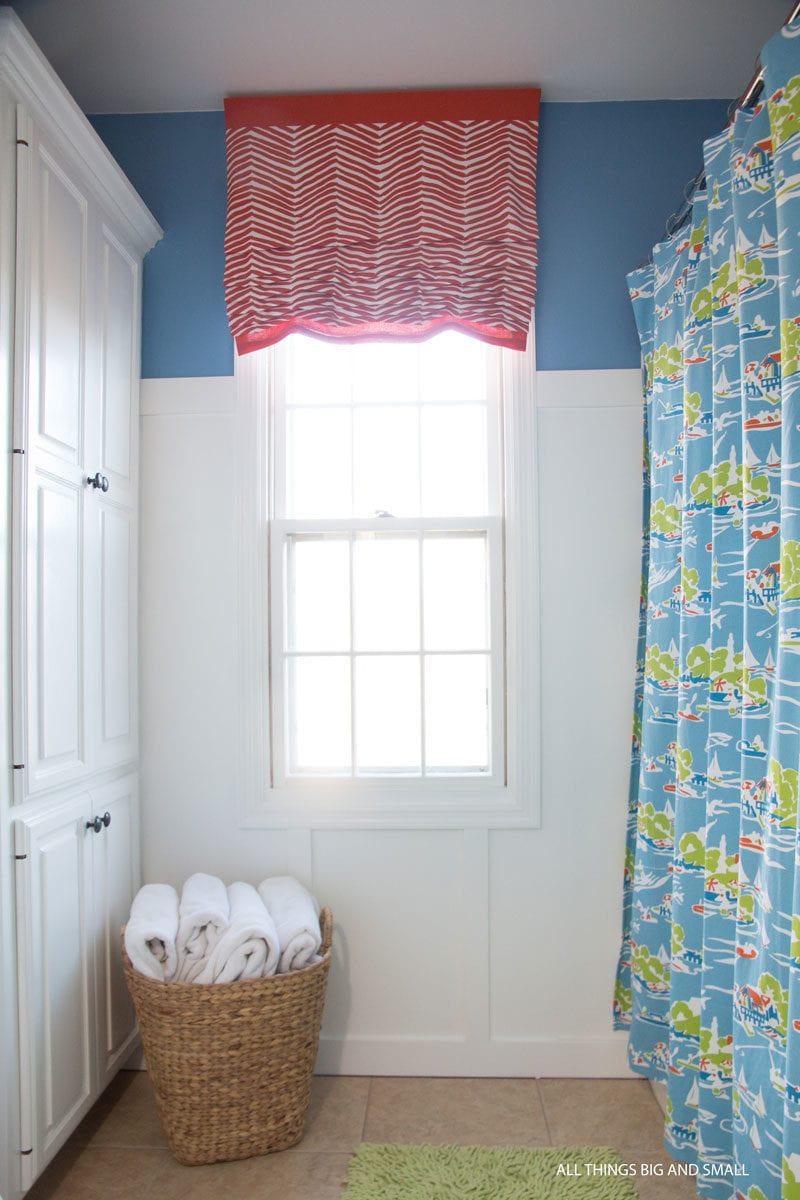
[269,331,506,786]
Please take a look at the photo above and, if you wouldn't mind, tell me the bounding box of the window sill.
[238,781,540,830]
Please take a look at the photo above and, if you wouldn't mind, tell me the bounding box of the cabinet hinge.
[15,853,28,861]
[16,138,29,147]
[12,447,25,455]
[20,1147,33,1155]
[13,762,24,769]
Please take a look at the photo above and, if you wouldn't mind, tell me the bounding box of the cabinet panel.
[28,473,84,788]
[101,505,132,745]
[31,147,87,465]
[40,830,88,1123]
[100,232,137,490]
[15,795,95,1186]
[85,500,136,769]
[91,775,140,1087]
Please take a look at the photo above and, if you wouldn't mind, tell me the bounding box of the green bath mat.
[341,1144,639,1198]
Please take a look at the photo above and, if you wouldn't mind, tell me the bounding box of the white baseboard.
[315,1034,633,1078]
[122,1045,146,1070]
[123,1034,632,1078]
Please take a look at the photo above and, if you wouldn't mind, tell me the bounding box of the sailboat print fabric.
[615,18,800,1200]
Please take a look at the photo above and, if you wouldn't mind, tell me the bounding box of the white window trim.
[234,331,542,829]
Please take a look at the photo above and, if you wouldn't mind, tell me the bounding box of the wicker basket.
[121,907,333,1166]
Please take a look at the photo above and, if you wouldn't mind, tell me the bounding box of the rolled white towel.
[194,882,280,984]
[258,876,322,973]
[176,872,230,983]
[124,883,179,981]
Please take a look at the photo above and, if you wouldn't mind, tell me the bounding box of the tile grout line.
[85,1143,171,1153]
[85,1142,170,1152]
[534,1078,554,1147]
[360,1078,373,1146]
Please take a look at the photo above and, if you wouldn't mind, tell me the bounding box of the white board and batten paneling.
[0,11,161,1200]
[139,359,645,1082]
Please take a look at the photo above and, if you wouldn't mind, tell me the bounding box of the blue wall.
[91,112,231,379]
[535,99,729,370]
[91,99,730,379]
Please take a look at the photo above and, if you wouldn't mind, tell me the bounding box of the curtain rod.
[736,0,800,108]
[663,0,800,239]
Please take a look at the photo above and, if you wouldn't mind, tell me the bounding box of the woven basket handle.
[319,907,333,955]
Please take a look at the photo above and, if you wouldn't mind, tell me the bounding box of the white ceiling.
[7,0,793,113]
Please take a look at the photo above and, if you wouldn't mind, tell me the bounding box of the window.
[270,332,504,785]
[235,328,540,825]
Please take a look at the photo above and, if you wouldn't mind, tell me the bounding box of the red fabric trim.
[234,317,529,355]
[225,87,540,130]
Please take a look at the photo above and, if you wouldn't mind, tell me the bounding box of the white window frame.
[234,331,541,829]
[271,522,505,786]
[270,338,505,789]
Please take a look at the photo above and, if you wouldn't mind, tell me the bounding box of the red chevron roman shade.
[223,87,540,353]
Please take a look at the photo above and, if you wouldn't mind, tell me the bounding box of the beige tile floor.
[26,1072,698,1200]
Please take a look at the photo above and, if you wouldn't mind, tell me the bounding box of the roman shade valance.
[223,87,540,353]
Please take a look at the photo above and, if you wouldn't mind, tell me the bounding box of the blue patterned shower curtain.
[615,20,800,1200]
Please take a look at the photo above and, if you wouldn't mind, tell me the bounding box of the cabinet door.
[90,775,140,1088]
[85,227,140,771]
[93,226,139,506]
[14,115,143,793]
[13,108,92,798]
[14,794,96,1188]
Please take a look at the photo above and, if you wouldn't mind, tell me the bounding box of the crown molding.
[0,9,162,256]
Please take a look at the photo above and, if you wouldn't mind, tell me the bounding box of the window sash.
[271,340,504,523]
[268,516,505,788]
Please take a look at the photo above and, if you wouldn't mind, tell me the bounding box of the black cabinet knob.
[85,816,103,833]
[87,472,109,492]
[101,811,111,827]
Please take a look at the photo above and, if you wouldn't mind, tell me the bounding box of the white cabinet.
[14,776,140,1188]
[12,108,142,800]
[13,110,92,798]
[0,12,161,1200]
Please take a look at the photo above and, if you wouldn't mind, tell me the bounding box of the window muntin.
[269,332,505,788]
